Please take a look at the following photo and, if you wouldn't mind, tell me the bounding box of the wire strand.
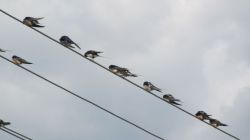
[0,9,240,140]
[0,55,165,140]
[3,127,32,140]
[0,127,28,140]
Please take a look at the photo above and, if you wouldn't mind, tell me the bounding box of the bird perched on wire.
[0,120,11,127]
[109,65,120,73]
[59,35,81,49]
[209,118,228,128]
[108,65,138,77]
[163,94,181,105]
[143,81,162,93]
[12,55,32,65]
[109,65,126,76]
[195,111,211,121]
[119,67,138,77]
[23,17,44,28]
[84,50,103,59]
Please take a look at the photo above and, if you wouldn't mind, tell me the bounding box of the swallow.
[108,65,137,77]
[12,55,32,65]
[118,67,138,77]
[109,65,121,73]
[143,81,162,93]
[23,17,44,27]
[195,111,211,121]
[0,120,11,127]
[59,36,81,49]
[84,50,103,59]
[209,118,228,128]
[163,94,181,105]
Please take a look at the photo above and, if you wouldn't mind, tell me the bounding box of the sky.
[0,0,249,139]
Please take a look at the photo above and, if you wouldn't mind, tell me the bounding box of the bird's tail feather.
[35,17,44,20]
[172,101,181,106]
[3,122,10,126]
[74,43,81,49]
[153,87,162,93]
[130,74,138,77]
[33,24,45,28]
[220,123,228,126]
[157,89,163,93]
[174,99,181,102]
[23,61,32,64]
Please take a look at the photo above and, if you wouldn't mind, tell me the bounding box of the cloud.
[0,0,250,140]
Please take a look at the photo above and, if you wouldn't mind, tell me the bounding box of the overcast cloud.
[0,0,249,140]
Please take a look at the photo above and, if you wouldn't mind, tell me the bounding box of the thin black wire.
[0,55,165,140]
[0,127,27,140]
[3,127,32,140]
[0,9,240,140]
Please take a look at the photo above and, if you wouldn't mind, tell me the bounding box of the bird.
[23,17,44,27]
[109,65,120,73]
[118,67,138,77]
[143,81,162,93]
[0,120,10,127]
[163,94,181,105]
[108,65,137,77]
[12,55,32,65]
[84,50,103,59]
[59,36,81,49]
[209,118,228,128]
[195,111,211,121]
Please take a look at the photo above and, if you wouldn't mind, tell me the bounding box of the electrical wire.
[0,54,165,140]
[0,127,30,140]
[3,127,32,140]
[0,9,240,140]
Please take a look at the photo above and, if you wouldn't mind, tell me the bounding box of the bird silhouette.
[163,94,181,105]
[143,81,162,93]
[59,36,80,49]
[12,55,32,65]
[23,17,44,27]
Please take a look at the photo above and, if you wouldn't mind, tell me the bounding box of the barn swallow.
[143,81,162,93]
[209,118,228,128]
[163,94,181,105]
[109,65,122,74]
[12,55,32,65]
[118,67,138,77]
[23,17,44,27]
[59,36,81,49]
[108,65,137,77]
[0,120,11,127]
[195,111,211,121]
[84,50,103,59]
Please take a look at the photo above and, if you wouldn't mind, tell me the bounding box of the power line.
[0,128,25,140]
[3,127,32,140]
[0,127,30,140]
[0,9,240,140]
[0,55,165,140]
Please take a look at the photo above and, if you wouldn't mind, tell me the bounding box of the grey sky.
[0,0,249,140]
